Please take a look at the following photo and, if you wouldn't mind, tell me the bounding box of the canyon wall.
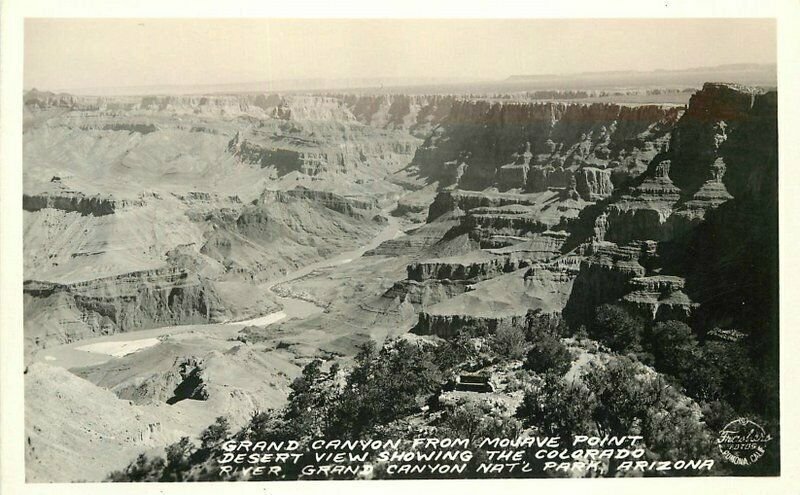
[409,99,681,193]
[400,83,776,340]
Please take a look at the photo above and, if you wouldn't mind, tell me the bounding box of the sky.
[24,18,776,92]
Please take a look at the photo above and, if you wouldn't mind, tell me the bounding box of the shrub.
[523,333,572,375]
[685,340,760,414]
[516,373,596,437]
[440,402,522,442]
[326,339,443,438]
[199,416,231,450]
[580,357,714,459]
[489,325,528,361]
[590,304,645,353]
[108,453,165,482]
[646,320,699,380]
[161,437,195,481]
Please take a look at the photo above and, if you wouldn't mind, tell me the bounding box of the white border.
[2,1,799,494]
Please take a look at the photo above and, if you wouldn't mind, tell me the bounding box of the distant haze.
[24,18,776,94]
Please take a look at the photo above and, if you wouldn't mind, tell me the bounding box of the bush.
[590,304,645,353]
[523,333,572,375]
[517,373,597,437]
[439,403,522,452]
[161,437,195,481]
[108,453,165,482]
[646,320,699,380]
[524,312,568,339]
[685,340,760,414]
[432,332,480,372]
[326,339,443,438]
[580,357,714,459]
[199,416,231,450]
[489,325,528,360]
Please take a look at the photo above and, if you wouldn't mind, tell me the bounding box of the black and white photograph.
[1,2,799,494]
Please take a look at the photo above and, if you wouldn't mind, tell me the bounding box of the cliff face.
[563,242,649,324]
[229,186,381,252]
[563,83,777,330]
[259,187,379,216]
[404,83,776,340]
[666,84,778,338]
[228,124,419,178]
[426,189,585,249]
[407,253,528,282]
[23,185,383,354]
[341,94,457,138]
[410,99,680,194]
[410,259,578,339]
[22,84,776,350]
[24,267,224,350]
[575,167,614,201]
[23,191,144,216]
[24,89,426,352]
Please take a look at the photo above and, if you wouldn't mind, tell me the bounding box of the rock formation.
[409,99,681,192]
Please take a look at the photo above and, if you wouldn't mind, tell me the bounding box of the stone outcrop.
[166,356,209,405]
[562,242,649,325]
[24,267,224,350]
[412,312,528,339]
[486,230,568,261]
[427,189,543,221]
[229,128,419,178]
[560,84,776,328]
[22,83,777,349]
[382,279,470,310]
[596,160,682,244]
[575,167,614,201]
[259,186,379,217]
[427,189,585,249]
[342,94,457,138]
[621,275,696,322]
[84,355,210,406]
[407,252,529,282]
[410,99,681,192]
[23,191,144,216]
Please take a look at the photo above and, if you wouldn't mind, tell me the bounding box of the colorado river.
[225,211,405,325]
[31,212,406,369]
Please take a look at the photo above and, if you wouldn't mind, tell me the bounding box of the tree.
[581,358,662,436]
[685,340,759,413]
[439,403,486,442]
[284,358,334,439]
[590,304,645,353]
[326,339,443,439]
[523,333,573,375]
[517,373,597,437]
[581,357,714,460]
[161,436,195,481]
[489,325,528,361]
[433,332,480,372]
[199,416,231,451]
[646,320,700,381]
[108,453,165,482]
[438,402,523,479]
[700,400,736,433]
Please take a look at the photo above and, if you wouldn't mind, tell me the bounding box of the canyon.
[22,79,778,481]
